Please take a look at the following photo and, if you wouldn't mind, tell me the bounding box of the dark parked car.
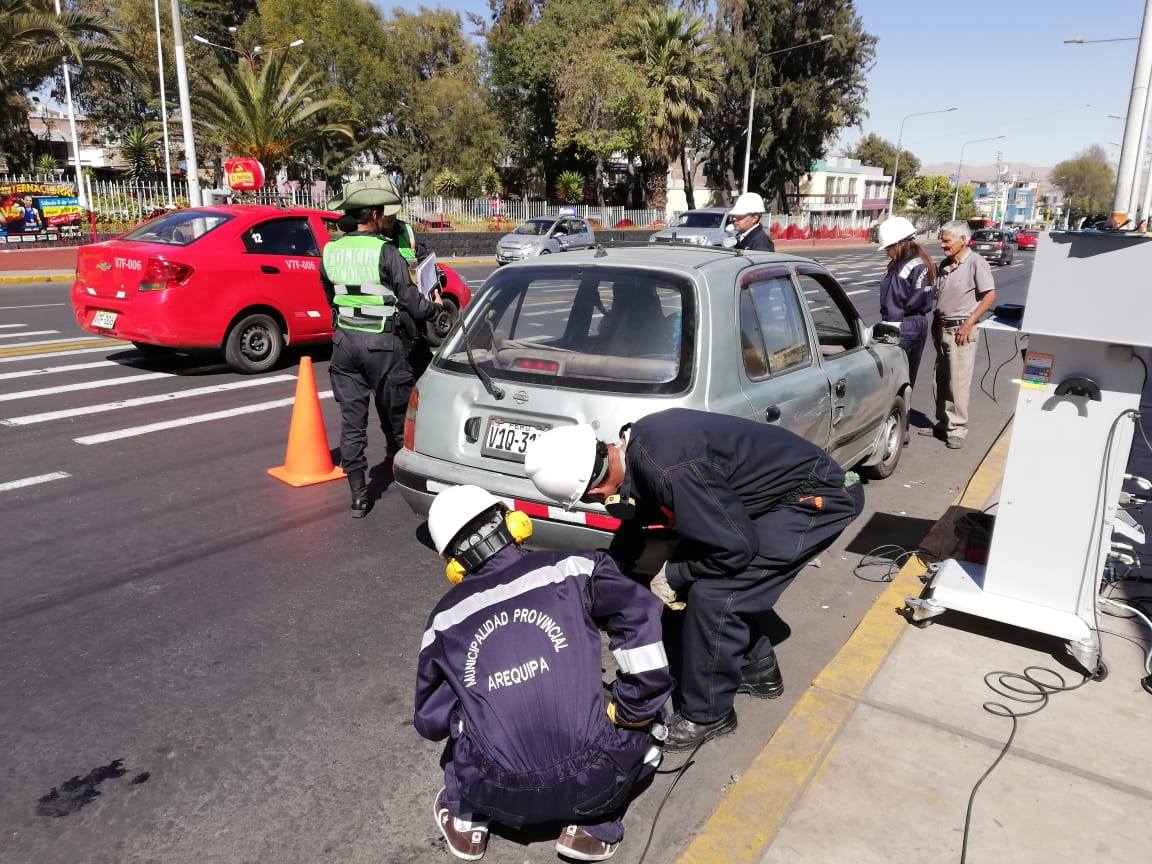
[970,229,1014,265]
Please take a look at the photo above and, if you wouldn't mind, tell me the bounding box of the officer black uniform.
[321,180,438,516]
[735,221,775,251]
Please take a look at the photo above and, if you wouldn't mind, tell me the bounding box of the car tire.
[131,341,175,355]
[224,312,283,374]
[539,249,551,255]
[425,295,459,348]
[860,395,907,480]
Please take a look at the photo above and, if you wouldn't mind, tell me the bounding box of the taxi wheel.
[224,313,283,374]
[425,296,459,348]
[860,396,907,480]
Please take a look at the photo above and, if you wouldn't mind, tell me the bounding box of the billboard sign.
[225,158,266,192]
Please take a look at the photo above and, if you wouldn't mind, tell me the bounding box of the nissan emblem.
[512,390,528,405]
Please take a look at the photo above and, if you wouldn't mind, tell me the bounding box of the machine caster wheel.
[908,613,934,629]
[1141,675,1152,695]
[1092,661,1108,682]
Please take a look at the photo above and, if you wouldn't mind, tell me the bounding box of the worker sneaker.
[433,788,489,861]
[737,653,784,699]
[663,709,738,751]
[946,436,965,450]
[555,824,619,861]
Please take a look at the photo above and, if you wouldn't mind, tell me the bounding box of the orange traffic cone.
[267,356,346,487]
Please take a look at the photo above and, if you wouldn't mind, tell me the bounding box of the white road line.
[0,345,121,365]
[0,303,67,310]
[0,336,105,350]
[0,324,28,329]
[2,374,296,426]
[0,360,119,380]
[0,330,58,340]
[0,471,70,492]
[847,289,871,296]
[74,390,333,445]
[0,370,176,402]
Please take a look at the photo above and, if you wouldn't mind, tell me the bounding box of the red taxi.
[1015,229,1038,251]
[72,205,471,373]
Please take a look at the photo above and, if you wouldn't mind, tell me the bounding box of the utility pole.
[52,0,87,210]
[169,0,201,207]
[153,0,175,207]
[1112,0,1152,224]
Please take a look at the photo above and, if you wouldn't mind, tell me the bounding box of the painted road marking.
[0,345,125,365]
[0,360,120,380]
[2,374,296,426]
[0,330,59,340]
[0,303,67,310]
[74,390,334,445]
[0,324,28,329]
[0,371,175,402]
[0,471,70,492]
[847,289,871,296]
[0,337,114,358]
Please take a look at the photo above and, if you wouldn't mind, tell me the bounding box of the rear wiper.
[465,312,505,401]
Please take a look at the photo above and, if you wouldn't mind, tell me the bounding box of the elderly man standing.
[924,220,997,449]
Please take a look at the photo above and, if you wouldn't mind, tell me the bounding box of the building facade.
[796,157,891,222]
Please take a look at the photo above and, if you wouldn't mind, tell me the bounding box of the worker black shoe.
[663,709,737,751]
[738,652,784,699]
[348,470,371,518]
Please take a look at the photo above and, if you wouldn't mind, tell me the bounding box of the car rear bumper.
[393,447,673,569]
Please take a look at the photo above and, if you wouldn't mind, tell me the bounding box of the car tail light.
[403,387,420,450]
[996,241,1004,248]
[139,257,193,291]
[513,357,560,373]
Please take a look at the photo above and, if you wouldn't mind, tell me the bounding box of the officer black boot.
[664,709,737,752]
[737,647,784,699]
[348,469,371,518]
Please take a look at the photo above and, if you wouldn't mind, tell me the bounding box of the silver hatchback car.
[648,207,734,246]
[496,215,596,264]
[395,246,909,558]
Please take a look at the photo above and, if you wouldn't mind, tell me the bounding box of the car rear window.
[674,211,724,228]
[123,210,232,245]
[434,265,695,395]
[972,230,1002,241]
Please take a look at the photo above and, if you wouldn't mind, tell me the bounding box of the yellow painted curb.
[677,421,1014,864]
[0,337,127,359]
[0,272,73,285]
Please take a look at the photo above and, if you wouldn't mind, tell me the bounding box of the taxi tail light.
[403,387,420,450]
[139,258,193,291]
[513,357,560,373]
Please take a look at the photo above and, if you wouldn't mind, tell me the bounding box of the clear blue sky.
[425,0,1146,168]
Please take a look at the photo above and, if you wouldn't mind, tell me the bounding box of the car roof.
[678,207,730,215]
[192,204,334,219]
[508,244,821,272]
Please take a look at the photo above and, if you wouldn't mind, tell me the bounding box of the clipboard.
[411,253,440,298]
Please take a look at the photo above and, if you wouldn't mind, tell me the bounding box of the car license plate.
[91,310,118,329]
[482,417,550,461]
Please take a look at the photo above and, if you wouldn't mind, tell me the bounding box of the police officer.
[729,192,775,251]
[525,409,864,751]
[417,485,671,862]
[322,179,440,517]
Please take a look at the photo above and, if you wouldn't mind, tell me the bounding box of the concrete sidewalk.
[680,425,1152,864]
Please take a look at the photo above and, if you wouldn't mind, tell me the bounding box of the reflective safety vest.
[322,234,398,334]
[393,220,417,262]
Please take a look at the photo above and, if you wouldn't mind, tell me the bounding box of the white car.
[496,215,596,264]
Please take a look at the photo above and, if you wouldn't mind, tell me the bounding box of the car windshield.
[673,211,724,229]
[514,219,555,236]
[434,265,695,395]
[123,210,232,245]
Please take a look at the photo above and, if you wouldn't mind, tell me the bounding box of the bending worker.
[322,179,440,517]
[415,485,671,862]
[876,216,936,392]
[525,409,864,751]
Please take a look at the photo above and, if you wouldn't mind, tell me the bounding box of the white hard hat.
[428,485,505,556]
[524,424,602,510]
[876,216,917,251]
[730,192,766,216]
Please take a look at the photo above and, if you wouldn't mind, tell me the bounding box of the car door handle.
[261,265,280,274]
[765,404,781,423]
[835,378,847,397]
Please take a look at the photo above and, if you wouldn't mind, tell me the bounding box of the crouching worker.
[415,485,672,862]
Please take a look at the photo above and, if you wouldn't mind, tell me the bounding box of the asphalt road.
[0,246,1033,864]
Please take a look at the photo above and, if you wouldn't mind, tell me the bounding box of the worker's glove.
[650,565,686,611]
[606,701,652,729]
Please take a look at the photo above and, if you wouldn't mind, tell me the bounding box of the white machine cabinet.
[908,231,1152,673]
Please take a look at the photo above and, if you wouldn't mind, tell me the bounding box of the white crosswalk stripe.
[0,371,176,402]
[0,345,123,364]
[0,471,70,492]
[1,374,296,426]
[0,330,58,340]
[0,303,67,310]
[0,360,119,381]
[0,336,107,350]
[0,324,28,329]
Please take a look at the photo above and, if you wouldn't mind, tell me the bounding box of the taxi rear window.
[123,211,233,246]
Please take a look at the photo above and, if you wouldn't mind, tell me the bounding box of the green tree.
[554,169,584,203]
[192,54,352,174]
[1051,145,1114,221]
[901,174,973,227]
[119,126,161,180]
[700,0,876,211]
[623,6,718,209]
[844,132,920,190]
[0,0,131,171]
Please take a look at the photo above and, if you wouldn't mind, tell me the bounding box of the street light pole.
[951,135,1006,221]
[153,0,175,207]
[52,0,87,210]
[742,34,833,196]
[169,0,200,207]
[887,106,958,215]
[1111,0,1152,224]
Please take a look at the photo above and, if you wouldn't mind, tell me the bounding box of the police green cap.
[327,178,403,215]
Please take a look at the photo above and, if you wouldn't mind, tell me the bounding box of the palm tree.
[120,126,161,182]
[193,55,353,177]
[624,7,717,209]
[0,0,130,171]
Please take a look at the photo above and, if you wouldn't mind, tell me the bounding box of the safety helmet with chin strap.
[524,424,608,511]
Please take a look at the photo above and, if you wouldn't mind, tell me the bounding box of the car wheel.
[860,396,907,480]
[425,295,459,348]
[131,341,175,355]
[224,312,283,374]
[539,249,551,255]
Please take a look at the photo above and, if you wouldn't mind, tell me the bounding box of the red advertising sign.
[225,158,266,192]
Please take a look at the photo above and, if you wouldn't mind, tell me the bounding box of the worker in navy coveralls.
[525,409,864,751]
[415,485,672,862]
[876,216,936,390]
